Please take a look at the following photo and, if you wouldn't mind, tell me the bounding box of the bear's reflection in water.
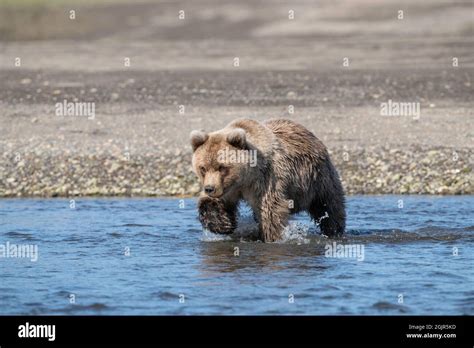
[198,238,329,274]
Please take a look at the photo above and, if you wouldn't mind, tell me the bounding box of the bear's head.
[190,128,251,198]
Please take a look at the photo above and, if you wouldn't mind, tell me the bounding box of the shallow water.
[0,196,472,315]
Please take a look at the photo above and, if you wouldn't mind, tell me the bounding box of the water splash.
[199,228,232,242]
[201,215,312,244]
[278,222,311,244]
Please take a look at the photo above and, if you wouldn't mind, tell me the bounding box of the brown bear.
[190,118,345,242]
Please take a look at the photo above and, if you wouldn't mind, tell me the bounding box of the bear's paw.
[198,197,236,234]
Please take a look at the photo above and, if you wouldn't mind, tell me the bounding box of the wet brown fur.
[191,118,346,242]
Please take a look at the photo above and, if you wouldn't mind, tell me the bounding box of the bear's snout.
[204,185,215,195]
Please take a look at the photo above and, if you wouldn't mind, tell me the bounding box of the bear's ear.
[190,130,209,152]
[226,128,247,149]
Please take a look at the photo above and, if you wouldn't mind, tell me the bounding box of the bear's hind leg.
[309,159,346,237]
[308,197,345,238]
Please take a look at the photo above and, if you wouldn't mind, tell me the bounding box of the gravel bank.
[1,146,471,197]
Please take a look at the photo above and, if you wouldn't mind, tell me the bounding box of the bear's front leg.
[259,191,290,242]
[198,196,237,234]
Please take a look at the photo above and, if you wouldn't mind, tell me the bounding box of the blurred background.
[0,0,473,196]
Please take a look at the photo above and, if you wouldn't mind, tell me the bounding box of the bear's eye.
[219,165,228,174]
[199,166,206,176]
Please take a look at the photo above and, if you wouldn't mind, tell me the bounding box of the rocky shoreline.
[1,146,471,197]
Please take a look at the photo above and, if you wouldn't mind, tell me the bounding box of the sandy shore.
[0,0,472,197]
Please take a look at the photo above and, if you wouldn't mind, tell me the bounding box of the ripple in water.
[0,196,473,315]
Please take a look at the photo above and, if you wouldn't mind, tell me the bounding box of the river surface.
[0,196,472,315]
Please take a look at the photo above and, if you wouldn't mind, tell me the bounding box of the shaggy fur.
[191,118,346,242]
